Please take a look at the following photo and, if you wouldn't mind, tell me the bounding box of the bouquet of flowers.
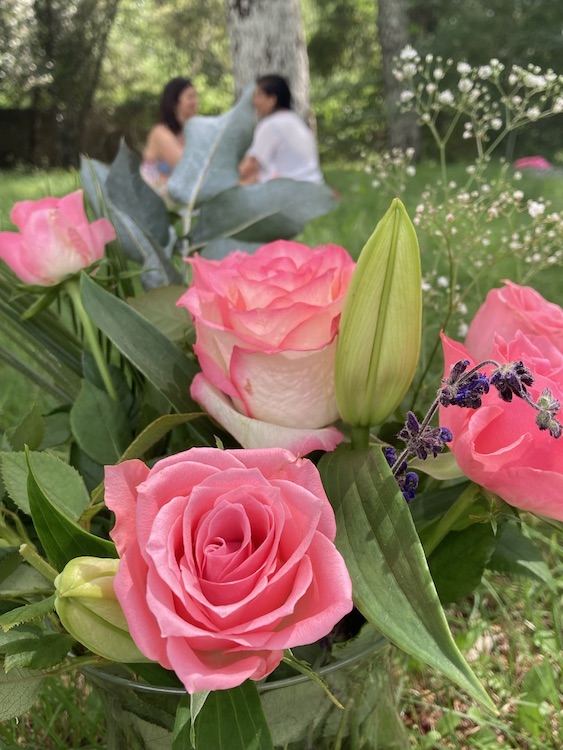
[1,85,562,750]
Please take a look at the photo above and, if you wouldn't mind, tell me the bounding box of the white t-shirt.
[246,110,324,184]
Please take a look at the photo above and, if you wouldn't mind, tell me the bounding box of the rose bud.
[335,198,422,428]
[54,556,148,663]
[0,190,115,286]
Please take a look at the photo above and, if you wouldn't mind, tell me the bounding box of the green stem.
[64,277,118,401]
[19,543,59,585]
[350,425,370,451]
[423,483,481,557]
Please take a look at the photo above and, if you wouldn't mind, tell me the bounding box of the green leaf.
[172,694,192,750]
[26,451,116,571]
[0,549,21,586]
[1,450,90,519]
[428,523,497,604]
[194,681,274,750]
[168,84,256,207]
[120,413,205,462]
[3,632,75,671]
[39,409,72,450]
[0,595,56,632]
[409,451,464,481]
[0,667,46,720]
[70,380,133,465]
[488,524,556,588]
[81,147,182,290]
[189,691,209,747]
[127,285,195,347]
[5,402,44,452]
[80,273,200,414]
[190,180,337,248]
[318,446,494,710]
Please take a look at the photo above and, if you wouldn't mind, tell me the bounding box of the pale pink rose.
[440,325,563,521]
[465,280,563,361]
[177,240,355,454]
[105,447,353,693]
[0,190,115,286]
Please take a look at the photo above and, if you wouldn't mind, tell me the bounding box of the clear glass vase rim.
[83,634,388,695]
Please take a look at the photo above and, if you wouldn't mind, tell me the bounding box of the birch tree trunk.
[378,0,420,155]
[226,0,311,122]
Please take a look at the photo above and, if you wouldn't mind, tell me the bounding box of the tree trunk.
[226,0,311,122]
[378,0,420,155]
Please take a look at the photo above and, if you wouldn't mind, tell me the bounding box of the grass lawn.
[0,163,562,748]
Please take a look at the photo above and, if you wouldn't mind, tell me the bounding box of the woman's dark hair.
[255,74,292,111]
[159,77,193,134]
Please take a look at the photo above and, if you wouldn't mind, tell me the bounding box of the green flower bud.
[54,556,148,663]
[335,198,422,427]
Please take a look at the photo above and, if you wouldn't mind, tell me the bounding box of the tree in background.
[226,0,311,121]
[0,0,121,167]
[378,0,420,155]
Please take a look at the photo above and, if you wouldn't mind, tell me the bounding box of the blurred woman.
[239,74,323,186]
[140,77,198,194]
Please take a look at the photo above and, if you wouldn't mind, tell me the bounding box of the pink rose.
[439,284,563,521]
[105,447,353,693]
[0,190,115,286]
[177,240,355,454]
[465,280,563,361]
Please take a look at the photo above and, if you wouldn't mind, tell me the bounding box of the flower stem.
[422,483,481,556]
[64,278,118,401]
[350,425,370,451]
[19,543,58,585]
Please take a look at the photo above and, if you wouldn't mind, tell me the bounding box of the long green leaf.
[79,273,199,413]
[0,667,46,721]
[26,450,116,571]
[318,446,494,710]
[194,681,274,750]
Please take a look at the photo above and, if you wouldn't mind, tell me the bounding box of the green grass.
[0,164,562,748]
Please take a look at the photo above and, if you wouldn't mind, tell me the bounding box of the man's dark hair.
[255,74,292,111]
[159,77,193,134]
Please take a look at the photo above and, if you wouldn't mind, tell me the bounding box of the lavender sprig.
[388,357,562,501]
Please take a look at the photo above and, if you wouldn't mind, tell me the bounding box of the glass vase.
[83,635,409,750]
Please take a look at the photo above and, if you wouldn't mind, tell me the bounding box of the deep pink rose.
[0,190,115,286]
[105,447,353,693]
[439,284,563,520]
[465,280,563,361]
[177,240,355,454]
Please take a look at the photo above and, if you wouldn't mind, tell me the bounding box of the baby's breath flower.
[457,61,472,75]
[437,89,454,105]
[528,201,545,218]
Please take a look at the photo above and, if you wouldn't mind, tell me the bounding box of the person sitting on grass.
[239,74,324,186]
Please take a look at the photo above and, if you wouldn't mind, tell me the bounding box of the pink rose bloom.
[440,283,563,521]
[465,280,563,361]
[177,240,355,455]
[0,190,115,286]
[105,447,353,693]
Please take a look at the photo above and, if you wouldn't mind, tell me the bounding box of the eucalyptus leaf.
[26,452,116,571]
[199,238,263,260]
[0,667,46,720]
[1,450,90,519]
[194,681,274,750]
[106,139,170,247]
[190,180,337,248]
[168,84,256,207]
[318,446,494,710]
[80,273,200,414]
